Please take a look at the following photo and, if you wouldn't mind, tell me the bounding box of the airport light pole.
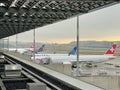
[3,39,4,52]
[3,38,9,52]
[16,34,18,52]
[33,26,36,62]
[76,16,80,76]
[0,39,1,50]
[8,37,9,51]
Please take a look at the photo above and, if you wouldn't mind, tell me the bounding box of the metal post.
[33,26,36,62]
[0,39,1,50]
[8,37,9,51]
[16,34,18,52]
[3,39,4,52]
[0,39,2,50]
[76,16,79,76]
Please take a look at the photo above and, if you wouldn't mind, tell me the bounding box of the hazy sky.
[8,3,120,44]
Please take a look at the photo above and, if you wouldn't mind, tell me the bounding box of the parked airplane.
[31,43,117,65]
[20,44,46,54]
[31,46,77,60]
[22,44,46,55]
[8,44,34,54]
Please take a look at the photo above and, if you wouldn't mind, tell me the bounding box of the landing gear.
[71,64,77,69]
[85,63,98,68]
[85,63,92,68]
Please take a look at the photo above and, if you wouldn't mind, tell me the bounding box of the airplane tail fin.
[29,44,34,48]
[105,43,117,55]
[29,44,34,51]
[38,44,45,52]
[68,46,77,56]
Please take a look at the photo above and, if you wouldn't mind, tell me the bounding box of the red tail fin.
[29,44,34,48]
[105,43,117,55]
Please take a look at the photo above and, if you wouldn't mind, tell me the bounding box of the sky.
[8,3,120,44]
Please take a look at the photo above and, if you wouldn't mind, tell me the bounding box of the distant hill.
[69,41,120,48]
[1,41,120,48]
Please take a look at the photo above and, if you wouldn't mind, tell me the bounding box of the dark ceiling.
[0,0,119,38]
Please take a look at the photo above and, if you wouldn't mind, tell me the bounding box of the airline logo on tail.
[105,43,117,55]
[29,45,34,48]
[68,46,77,56]
[29,44,34,51]
[38,44,45,52]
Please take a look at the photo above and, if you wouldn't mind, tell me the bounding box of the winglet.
[105,43,117,55]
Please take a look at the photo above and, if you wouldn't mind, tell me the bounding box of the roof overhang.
[0,0,120,38]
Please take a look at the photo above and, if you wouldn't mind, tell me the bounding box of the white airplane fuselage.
[31,43,117,64]
[49,55,116,64]
[31,54,116,64]
[8,48,33,54]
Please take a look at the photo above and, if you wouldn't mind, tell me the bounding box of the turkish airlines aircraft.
[31,43,117,65]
